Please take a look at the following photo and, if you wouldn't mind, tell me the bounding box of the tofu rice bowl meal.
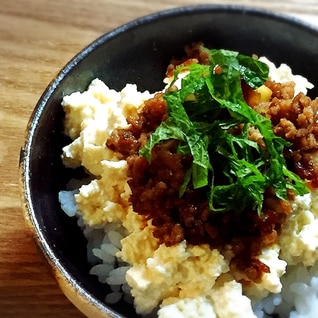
[58,42,318,318]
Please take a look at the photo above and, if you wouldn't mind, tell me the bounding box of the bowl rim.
[22,4,318,128]
[19,4,318,318]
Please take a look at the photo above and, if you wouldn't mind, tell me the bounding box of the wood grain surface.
[1,0,317,317]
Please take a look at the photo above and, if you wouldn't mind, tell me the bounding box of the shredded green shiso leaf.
[139,47,308,214]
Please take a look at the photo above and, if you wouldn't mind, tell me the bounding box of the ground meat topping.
[106,56,317,283]
[254,81,318,187]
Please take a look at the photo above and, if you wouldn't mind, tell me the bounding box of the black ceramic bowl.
[20,5,318,318]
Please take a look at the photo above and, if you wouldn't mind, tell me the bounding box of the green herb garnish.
[139,47,308,214]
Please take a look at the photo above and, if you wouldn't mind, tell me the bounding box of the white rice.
[82,222,134,305]
[58,190,78,217]
[253,263,318,318]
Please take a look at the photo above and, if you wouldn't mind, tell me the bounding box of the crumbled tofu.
[158,297,217,318]
[61,79,152,225]
[242,245,287,300]
[119,213,159,265]
[258,56,314,95]
[61,78,152,175]
[75,159,130,225]
[125,241,229,314]
[210,280,256,318]
[279,191,318,266]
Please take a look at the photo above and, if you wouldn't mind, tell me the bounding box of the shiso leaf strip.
[139,47,309,214]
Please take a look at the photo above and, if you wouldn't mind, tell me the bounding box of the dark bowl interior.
[21,5,318,318]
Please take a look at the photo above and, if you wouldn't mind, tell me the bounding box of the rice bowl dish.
[58,42,318,318]
[17,6,318,318]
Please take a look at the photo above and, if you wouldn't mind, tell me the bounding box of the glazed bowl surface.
[20,5,318,318]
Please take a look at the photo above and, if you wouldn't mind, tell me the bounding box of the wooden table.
[1,0,317,317]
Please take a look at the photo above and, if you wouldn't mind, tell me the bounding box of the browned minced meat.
[106,58,318,284]
[250,80,318,188]
[165,42,210,77]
